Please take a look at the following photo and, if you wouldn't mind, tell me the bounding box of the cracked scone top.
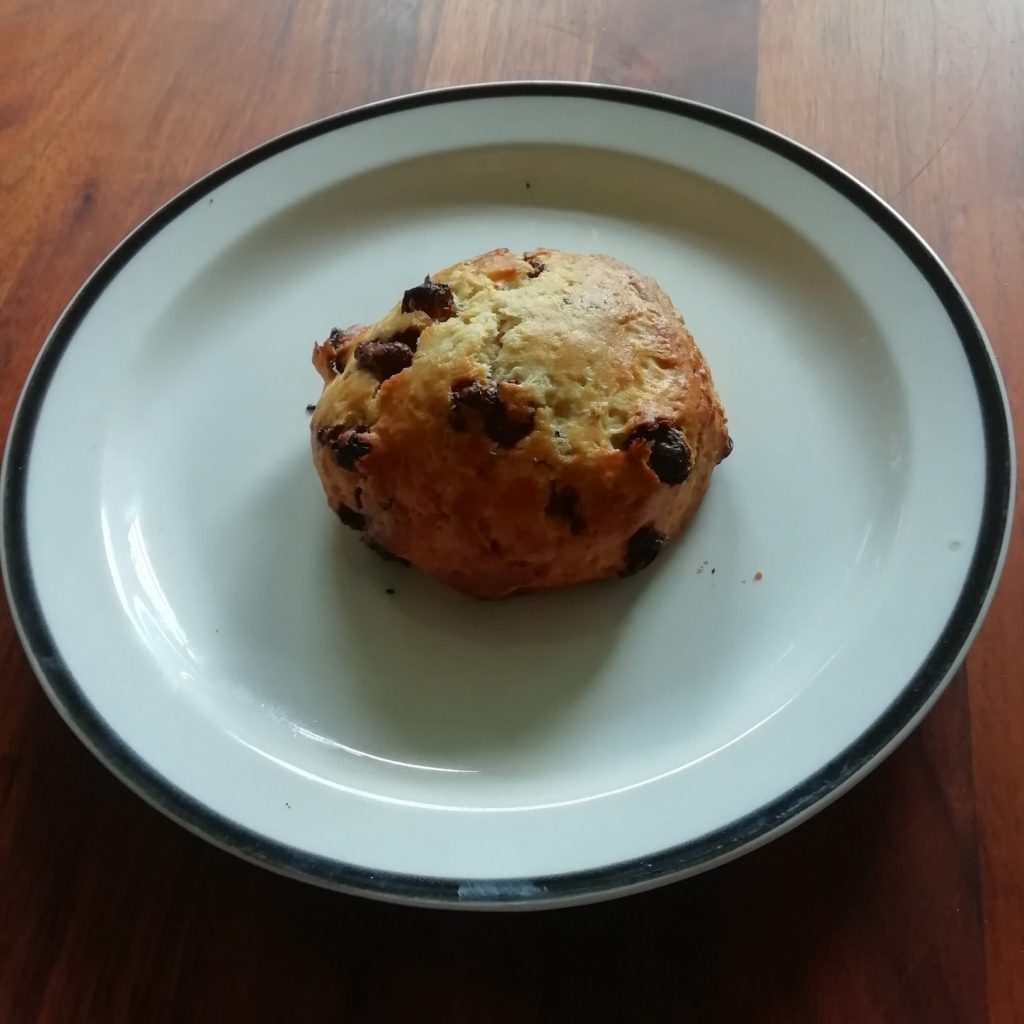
[310,248,731,598]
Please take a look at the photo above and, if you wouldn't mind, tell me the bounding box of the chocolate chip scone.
[310,248,731,599]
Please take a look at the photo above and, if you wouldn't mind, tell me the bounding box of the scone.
[310,248,731,598]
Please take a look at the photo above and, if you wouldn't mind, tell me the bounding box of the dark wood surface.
[1,1,1021,1020]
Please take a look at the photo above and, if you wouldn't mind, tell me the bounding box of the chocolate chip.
[354,327,420,381]
[546,485,585,535]
[326,325,372,373]
[334,434,371,469]
[524,254,545,278]
[449,379,535,448]
[622,526,665,576]
[624,422,692,485]
[316,424,372,470]
[365,539,410,566]
[449,380,494,428]
[717,435,734,464]
[355,339,413,379]
[335,505,365,530]
[647,426,691,484]
[401,278,455,320]
[327,327,350,373]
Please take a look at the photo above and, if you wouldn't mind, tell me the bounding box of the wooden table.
[1,1,1021,1020]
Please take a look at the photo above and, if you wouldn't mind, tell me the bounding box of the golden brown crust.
[310,248,731,598]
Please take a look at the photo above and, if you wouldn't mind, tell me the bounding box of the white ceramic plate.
[1,84,1014,909]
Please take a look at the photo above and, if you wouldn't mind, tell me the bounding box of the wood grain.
[0,680,988,1023]
[758,3,1024,1019]
[1,0,1021,1020]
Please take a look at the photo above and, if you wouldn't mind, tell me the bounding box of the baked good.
[309,248,731,598]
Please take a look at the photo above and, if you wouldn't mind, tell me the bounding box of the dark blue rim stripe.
[0,83,1013,907]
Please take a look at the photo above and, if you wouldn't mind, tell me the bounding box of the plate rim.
[0,81,1015,909]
